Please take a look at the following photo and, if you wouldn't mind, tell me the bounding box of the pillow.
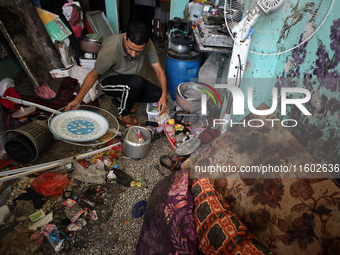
[135,168,197,255]
[191,173,273,255]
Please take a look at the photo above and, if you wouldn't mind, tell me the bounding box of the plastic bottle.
[168,119,175,127]
[165,125,175,138]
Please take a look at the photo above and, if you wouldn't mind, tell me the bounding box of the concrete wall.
[236,1,339,164]
[170,0,189,19]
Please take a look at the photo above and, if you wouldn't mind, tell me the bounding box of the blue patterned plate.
[49,110,109,142]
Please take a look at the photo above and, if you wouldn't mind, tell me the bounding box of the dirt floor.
[0,38,180,255]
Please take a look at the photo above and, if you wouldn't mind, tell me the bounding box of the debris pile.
[0,143,144,254]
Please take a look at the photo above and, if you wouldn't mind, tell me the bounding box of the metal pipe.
[0,142,121,182]
[2,96,61,114]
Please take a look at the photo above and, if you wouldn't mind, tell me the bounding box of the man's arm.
[65,69,99,110]
[151,61,168,115]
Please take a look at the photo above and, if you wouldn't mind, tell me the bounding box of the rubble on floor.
[0,136,175,254]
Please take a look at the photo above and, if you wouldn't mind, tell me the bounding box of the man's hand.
[157,95,168,115]
[65,99,82,111]
[65,69,99,111]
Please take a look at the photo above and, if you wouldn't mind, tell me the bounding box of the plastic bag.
[41,224,69,252]
[31,173,71,197]
[157,109,171,125]
[72,160,106,184]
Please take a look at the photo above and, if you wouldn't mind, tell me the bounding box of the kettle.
[170,34,193,54]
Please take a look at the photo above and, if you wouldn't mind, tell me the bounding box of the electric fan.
[223,0,334,55]
[217,0,334,133]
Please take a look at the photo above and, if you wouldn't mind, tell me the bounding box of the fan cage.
[224,0,335,55]
[1,121,53,163]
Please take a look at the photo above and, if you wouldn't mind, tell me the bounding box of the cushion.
[135,168,197,255]
[189,103,340,254]
[191,173,273,255]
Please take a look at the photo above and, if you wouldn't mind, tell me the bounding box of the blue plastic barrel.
[165,55,201,100]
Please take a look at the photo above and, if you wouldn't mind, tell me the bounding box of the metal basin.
[176,82,206,112]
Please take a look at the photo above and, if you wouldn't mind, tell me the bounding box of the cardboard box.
[36,7,72,43]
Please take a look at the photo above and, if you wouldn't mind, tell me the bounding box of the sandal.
[118,115,140,128]
[112,97,136,114]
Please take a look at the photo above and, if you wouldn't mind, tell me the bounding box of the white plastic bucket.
[0,78,15,96]
[146,103,159,122]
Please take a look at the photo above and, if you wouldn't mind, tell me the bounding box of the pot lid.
[82,34,104,43]
[170,43,191,54]
[176,137,201,156]
[12,106,36,119]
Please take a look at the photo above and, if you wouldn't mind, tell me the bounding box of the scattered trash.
[0,159,14,169]
[41,224,68,252]
[63,198,77,208]
[102,157,112,167]
[131,200,147,218]
[63,180,73,199]
[71,210,88,223]
[72,160,106,184]
[30,229,45,245]
[31,172,71,197]
[29,209,45,222]
[112,169,133,187]
[67,222,82,231]
[107,170,117,181]
[0,135,155,253]
[88,209,98,221]
[0,204,11,225]
[29,212,53,231]
[130,181,147,188]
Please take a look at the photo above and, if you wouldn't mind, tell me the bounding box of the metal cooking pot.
[80,34,103,54]
[176,82,205,112]
[122,127,153,158]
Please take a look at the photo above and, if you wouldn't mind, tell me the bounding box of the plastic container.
[0,78,15,97]
[165,125,175,138]
[49,65,73,78]
[198,53,230,86]
[146,103,159,122]
[168,119,175,126]
[190,3,204,21]
[165,55,201,100]
[164,126,196,151]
